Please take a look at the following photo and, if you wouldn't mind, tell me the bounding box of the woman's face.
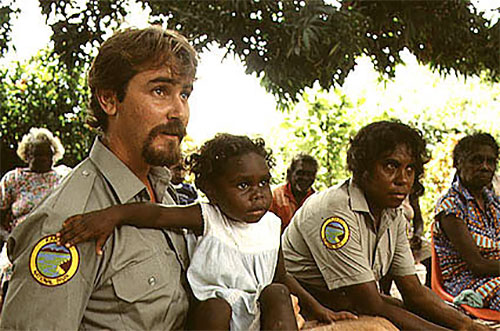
[363,144,416,213]
[28,141,54,173]
[458,144,497,192]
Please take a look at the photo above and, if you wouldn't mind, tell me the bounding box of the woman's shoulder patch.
[320,217,350,250]
[29,234,80,286]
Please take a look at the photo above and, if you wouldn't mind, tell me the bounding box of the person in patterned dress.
[434,132,500,311]
[0,127,71,308]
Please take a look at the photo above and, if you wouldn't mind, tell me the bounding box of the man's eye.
[237,182,249,190]
[153,87,167,96]
[487,158,497,166]
[470,156,482,165]
[385,162,397,171]
[180,91,191,100]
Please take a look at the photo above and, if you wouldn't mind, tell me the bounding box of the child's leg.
[259,283,298,330]
[186,297,232,330]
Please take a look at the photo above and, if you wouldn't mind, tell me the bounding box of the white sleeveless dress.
[186,203,281,330]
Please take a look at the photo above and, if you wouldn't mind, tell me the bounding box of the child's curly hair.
[186,133,275,195]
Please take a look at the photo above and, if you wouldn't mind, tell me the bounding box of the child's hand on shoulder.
[56,205,124,255]
[310,302,357,324]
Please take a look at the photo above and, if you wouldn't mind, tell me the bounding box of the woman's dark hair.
[186,133,274,195]
[453,133,499,169]
[347,120,429,186]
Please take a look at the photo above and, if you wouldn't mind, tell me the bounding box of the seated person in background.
[434,133,500,311]
[282,121,488,330]
[57,134,356,330]
[170,160,198,205]
[380,181,432,294]
[0,127,71,307]
[270,154,317,231]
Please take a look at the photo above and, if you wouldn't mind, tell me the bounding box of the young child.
[57,133,355,330]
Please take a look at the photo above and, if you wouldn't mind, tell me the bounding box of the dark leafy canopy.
[0,0,18,57]
[2,0,497,105]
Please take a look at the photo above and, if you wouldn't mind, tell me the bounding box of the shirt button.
[148,276,156,286]
[82,170,90,177]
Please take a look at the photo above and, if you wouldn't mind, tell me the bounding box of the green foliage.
[0,50,94,171]
[275,91,363,189]
[2,0,497,106]
[0,0,18,56]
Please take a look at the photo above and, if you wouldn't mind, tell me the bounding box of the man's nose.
[167,95,188,121]
[479,158,494,171]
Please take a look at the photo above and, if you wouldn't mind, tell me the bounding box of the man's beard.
[142,120,186,167]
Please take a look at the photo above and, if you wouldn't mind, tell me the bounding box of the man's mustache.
[148,121,187,141]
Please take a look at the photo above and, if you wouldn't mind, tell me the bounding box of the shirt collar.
[89,138,172,204]
[347,178,402,219]
[348,179,371,213]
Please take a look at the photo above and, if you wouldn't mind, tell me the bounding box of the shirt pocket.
[112,253,176,303]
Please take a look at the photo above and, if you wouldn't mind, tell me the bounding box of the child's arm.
[273,246,357,324]
[57,202,203,254]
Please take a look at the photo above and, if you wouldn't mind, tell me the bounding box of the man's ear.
[96,89,119,116]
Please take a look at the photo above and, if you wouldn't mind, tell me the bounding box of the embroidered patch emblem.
[321,217,350,249]
[29,235,79,286]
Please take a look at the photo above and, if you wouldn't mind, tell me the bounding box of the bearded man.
[0,26,197,330]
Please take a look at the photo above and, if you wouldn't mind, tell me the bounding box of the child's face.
[208,152,272,223]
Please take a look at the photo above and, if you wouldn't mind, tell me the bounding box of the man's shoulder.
[8,159,100,258]
[42,159,99,214]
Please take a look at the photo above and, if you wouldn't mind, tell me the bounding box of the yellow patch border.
[321,217,350,250]
[29,234,79,287]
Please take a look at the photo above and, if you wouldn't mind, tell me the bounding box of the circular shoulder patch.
[29,235,80,286]
[321,217,350,250]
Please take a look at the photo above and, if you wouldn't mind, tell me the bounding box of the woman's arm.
[273,247,356,323]
[395,274,488,331]
[440,214,500,276]
[57,202,203,254]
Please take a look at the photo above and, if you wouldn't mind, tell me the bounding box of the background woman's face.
[363,144,416,212]
[458,144,497,192]
[29,141,54,173]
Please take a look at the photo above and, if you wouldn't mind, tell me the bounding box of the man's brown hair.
[87,26,198,132]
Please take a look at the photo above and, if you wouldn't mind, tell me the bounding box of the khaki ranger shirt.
[0,139,190,330]
[282,179,415,296]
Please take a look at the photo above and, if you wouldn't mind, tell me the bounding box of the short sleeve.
[199,203,214,236]
[388,216,416,277]
[297,206,374,290]
[1,209,95,330]
[435,195,465,221]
